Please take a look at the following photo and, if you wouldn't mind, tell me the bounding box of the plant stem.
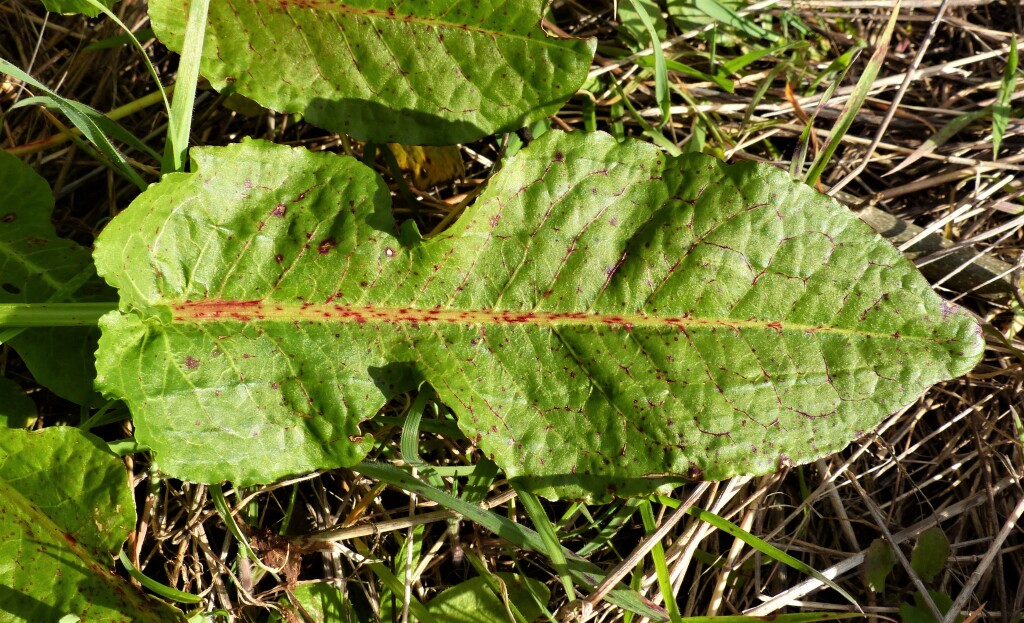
[0,302,116,327]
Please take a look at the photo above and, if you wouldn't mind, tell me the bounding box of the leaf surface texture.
[148,0,595,144]
[95,132,983,499]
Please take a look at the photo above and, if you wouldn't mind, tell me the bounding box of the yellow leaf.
[387,144,465,190]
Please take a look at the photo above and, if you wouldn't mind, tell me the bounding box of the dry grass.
[1,0,1022,621]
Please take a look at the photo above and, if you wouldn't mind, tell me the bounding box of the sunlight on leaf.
[0,427,180,622]
[147,0,595,145]
[94,132,983,500]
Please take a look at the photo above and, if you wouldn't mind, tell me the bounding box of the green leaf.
[424,573,550,623]
[147,0,595,145]
[0,377,36,428]
[41,0,119,17]
[270,583,350,623]
[899,590,959,623]
[910,526,949,583]
[0,426,181,622]
[0,150,110,406]
[94,132,983,500]
[864,538,896,594]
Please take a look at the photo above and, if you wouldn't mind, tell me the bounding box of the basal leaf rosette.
[147,0,596,145]
[94,132,983,500]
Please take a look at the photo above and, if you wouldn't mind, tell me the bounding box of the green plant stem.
[0,303,116,328]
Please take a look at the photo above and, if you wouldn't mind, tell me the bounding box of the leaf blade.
[0,427,181,622]
[95,132,983,500]
[147,0,596,145]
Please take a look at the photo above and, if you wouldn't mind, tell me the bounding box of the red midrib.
[170,300,919,340]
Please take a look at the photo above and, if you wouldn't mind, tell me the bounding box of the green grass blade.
[887,107,990,176]
[640,500,682,623]
[9,94,162,161]
[626,0,670,124]
[163,0,209,172]
[677,615,862,623]
[804,2,901,187]
[681,503,861,610]
[516,486,577,601]
[118,551,202,604]
[992,35,1018,160]
[355,461,669,621]
[691,0,778,43]
[0,58,148,189]
[352,539,439,623]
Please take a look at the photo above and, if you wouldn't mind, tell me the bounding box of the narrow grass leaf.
[163,0,209,172]
[635,55,734,93]
[640,500,682,623]
[355,461,670,621]
[627,0,671,124]
[721,41,807,76]
[675,615,862,622]
[670,0,778,43]
[118,551,202,604]
[683,504,860,609]
[516,486,577,601]
[0,57,147,189]
[992,36,1018,160]
[887,108,989,176]
[353,538,439,623]
[804,2,901,187]
[40,0,117,17]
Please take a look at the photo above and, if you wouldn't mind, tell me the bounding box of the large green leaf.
[147,0,596,145]
[0,150,109,406]
[0,426,181,622]
[94,132,983,499]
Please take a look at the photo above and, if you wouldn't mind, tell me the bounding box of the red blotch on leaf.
[318,238,337,254]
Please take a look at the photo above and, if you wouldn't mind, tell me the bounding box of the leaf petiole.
[0,302,116,328]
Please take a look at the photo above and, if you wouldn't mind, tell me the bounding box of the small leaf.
[424,573,550,623]
[0,150,110,406]
[94,132,983,500]
[0,377,36,428]
[864,538,896,594]
[147,0,596,145]
[911,526,950,583]
[0,426,181,622]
